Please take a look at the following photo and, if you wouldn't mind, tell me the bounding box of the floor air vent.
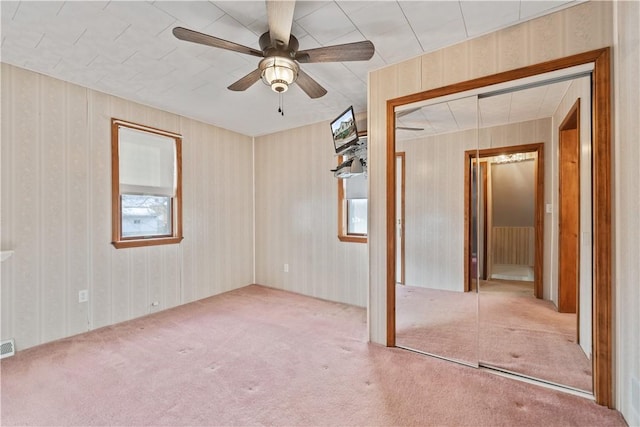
[1,339,15,359]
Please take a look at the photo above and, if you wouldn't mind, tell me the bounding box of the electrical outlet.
[151,301,159,307]
[78,289,89,303]
[284,263,289,273]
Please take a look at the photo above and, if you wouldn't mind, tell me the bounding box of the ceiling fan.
[172,1,375,101]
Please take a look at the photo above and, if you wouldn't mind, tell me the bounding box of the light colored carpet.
[396,283,591,392]
[479,281,592,391]
[1,284,622,426]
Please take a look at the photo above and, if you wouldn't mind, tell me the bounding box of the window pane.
[121,194,171,238]
[347,199,367,235]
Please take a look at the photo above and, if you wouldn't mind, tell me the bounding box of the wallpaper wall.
[1,64,254,350]
[254,121,368,308]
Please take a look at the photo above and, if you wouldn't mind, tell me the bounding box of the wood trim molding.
[396,152,406,285]
[385,48,612,406]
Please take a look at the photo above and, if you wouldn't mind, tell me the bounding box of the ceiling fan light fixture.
[259,56,299,93]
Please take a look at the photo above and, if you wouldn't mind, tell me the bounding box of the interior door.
[559,126,579,314]
[394,95,479,367]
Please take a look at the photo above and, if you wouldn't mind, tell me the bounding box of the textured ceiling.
[395,79,574,140]
[1,1,579,136]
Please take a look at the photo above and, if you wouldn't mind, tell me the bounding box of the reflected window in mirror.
[338,158,367,243]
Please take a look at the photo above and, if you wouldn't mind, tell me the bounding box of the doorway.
[465,143,544,298]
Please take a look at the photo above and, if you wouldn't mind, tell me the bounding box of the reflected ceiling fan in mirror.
[172,1,375,115]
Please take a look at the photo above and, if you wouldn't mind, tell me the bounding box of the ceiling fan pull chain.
[278,92,284,116]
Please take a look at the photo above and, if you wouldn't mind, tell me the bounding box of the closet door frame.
[385,48,612,407]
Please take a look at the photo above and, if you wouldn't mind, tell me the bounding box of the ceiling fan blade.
[227,68,263,92]
[396,126,425,131]
[173,27,263,58]
[296,40,375,63]
[266,0,295,49]
[296,68,327,99]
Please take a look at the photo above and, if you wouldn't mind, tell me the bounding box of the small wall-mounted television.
[330,106,359,155]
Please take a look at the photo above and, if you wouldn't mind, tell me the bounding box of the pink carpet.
[1,285,624,426]
[479,283,592,391]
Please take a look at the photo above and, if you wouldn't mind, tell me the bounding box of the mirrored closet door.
[476,74,594,392]
[394,95,480,367]
[392,68,595,393]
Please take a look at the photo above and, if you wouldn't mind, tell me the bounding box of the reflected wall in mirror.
[394,95,480,367]
[393,71,595,392]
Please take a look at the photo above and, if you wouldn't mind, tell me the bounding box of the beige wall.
[1,64,254,350]
[397,118,550,292]
[614,1,640,425]
[254,120,367,307]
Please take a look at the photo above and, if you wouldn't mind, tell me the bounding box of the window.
[111,119,183,248]
[337,158,367,243]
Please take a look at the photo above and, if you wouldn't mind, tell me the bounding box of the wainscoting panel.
[492,227,535,266]
[1,64,254,351]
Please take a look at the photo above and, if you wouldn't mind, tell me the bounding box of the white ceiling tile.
[114,27,175,60]
[104,1,176,36]
[76,35,137,65]
[153,2,225,31]
[162,49,211,76]
[123,52,176,79]
[346,2,407,36]
[211,1,267,29]
[296,2,355,45]
[1,20,44,49]
[460,1,520,37]
[201,13,262,49]
[293,1,327,20]
[88,55,140,81]
[400,1,467,52]
[36,35,97,67]
[11,1,64,24]
[1,1,20,20]
[520,1,574,19]
[479,94,512,127]
[57,2,109,18]
[371,28,423,65]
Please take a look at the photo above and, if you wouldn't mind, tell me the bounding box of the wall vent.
[0,339,15,359]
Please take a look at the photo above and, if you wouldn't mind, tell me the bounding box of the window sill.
[112,236,183,249]
[338,235,367,244]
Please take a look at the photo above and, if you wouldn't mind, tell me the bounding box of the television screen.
[330,106,359,154]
